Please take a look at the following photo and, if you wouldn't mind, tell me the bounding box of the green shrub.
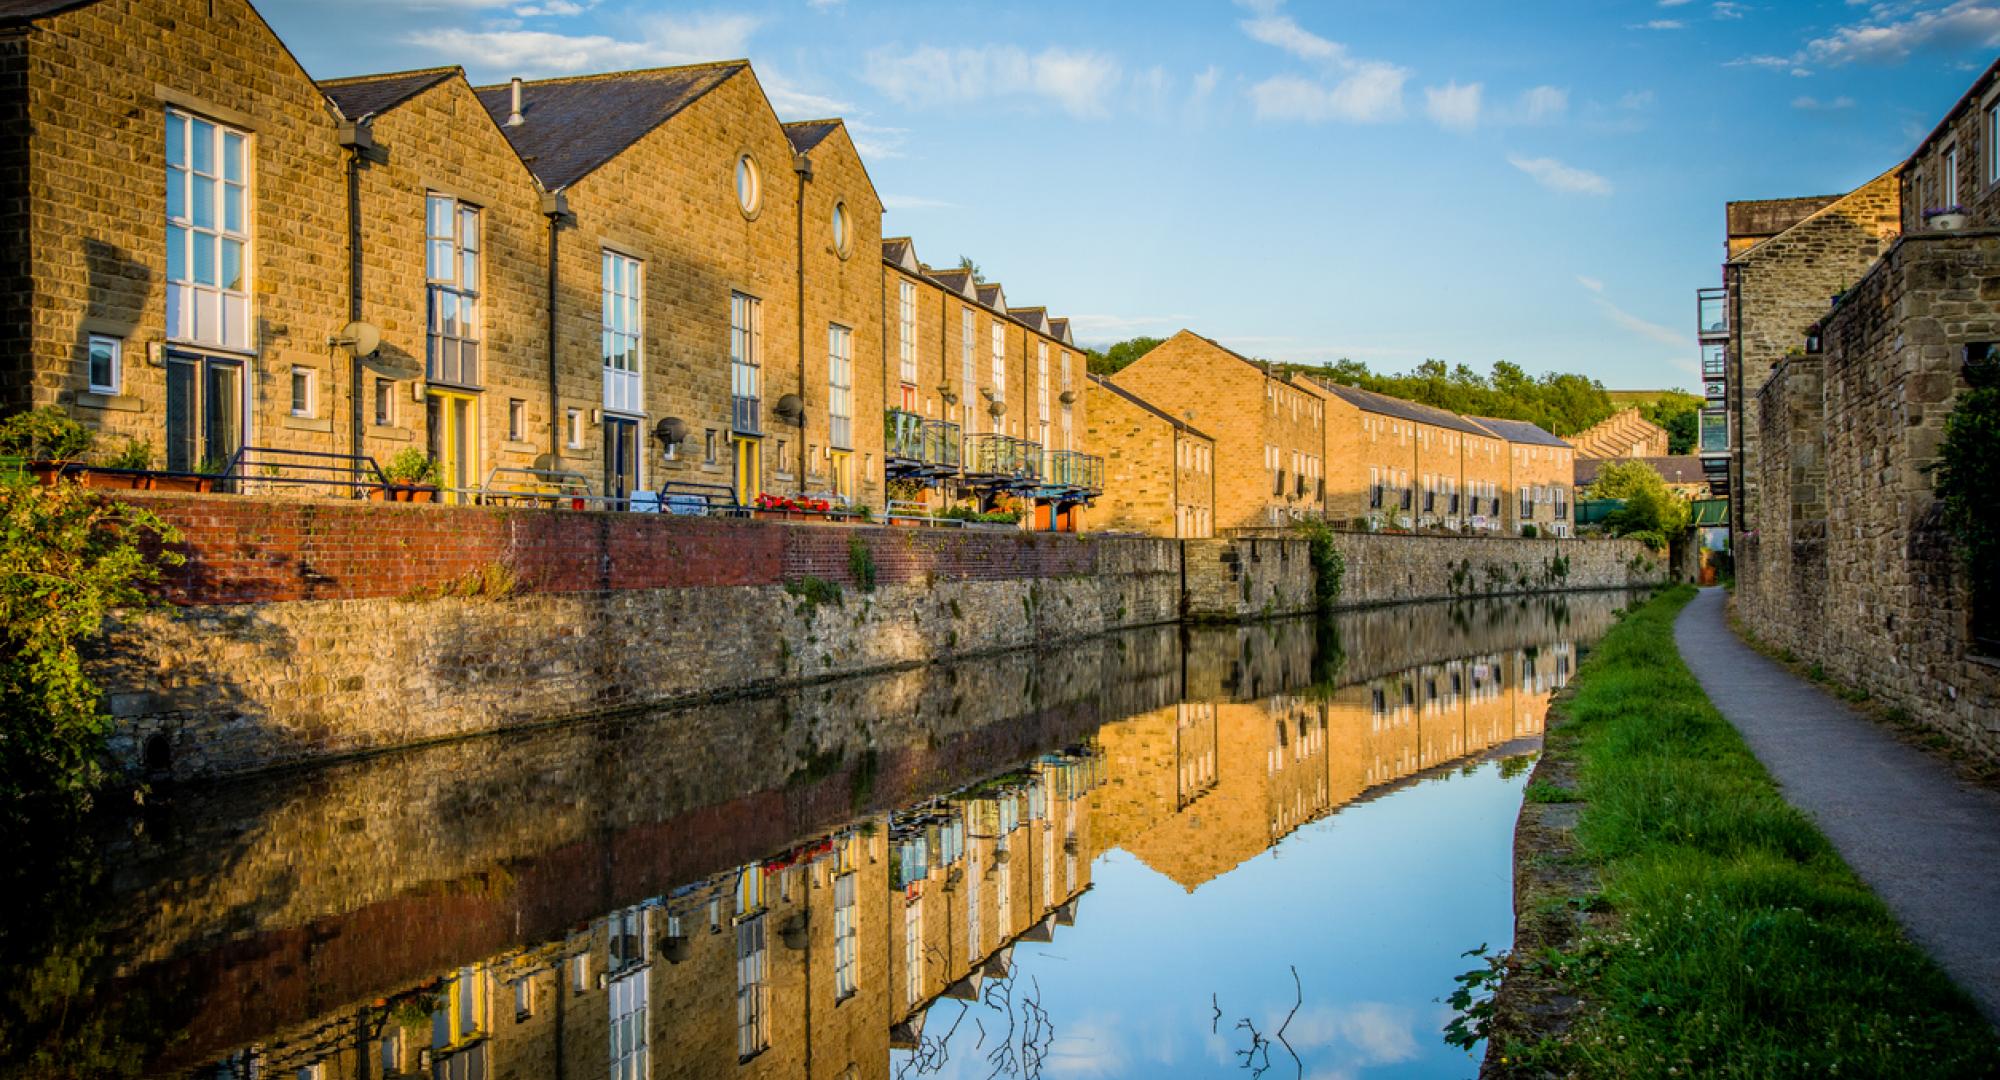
[1291,517,1345,611]
[0,474,183,811]
[1930,373,2000,641]
[105,438,152,471]
[0,407,93,463]
[1520,523,1539,539]
[846,536,877,592]
[381,447,442,486]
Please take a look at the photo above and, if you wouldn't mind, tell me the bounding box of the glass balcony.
[731,394,760,435]
[1702,341,1726,380]
[923,419,962,471]
[1698,409,1729,456]
[885,408,925,462]
[1705,380,1725,403]
[1044,450,1104,493]
[1696,287,1727,340]
[966,433,1042,483]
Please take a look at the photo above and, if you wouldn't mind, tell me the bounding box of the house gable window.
[898,279,917,386]
[425,194,481,387]
[828,323,853,450]
[165,109,251,351]
[602,250,643,414]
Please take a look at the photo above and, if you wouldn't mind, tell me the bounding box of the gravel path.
[1674,586,2000,1027]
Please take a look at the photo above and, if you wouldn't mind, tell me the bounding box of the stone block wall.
[1741,230,2000,760]
[1740,354,1827,657]
[1328,531,1666,608]
[1182,537,1319,621]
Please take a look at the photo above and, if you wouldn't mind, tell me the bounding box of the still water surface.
[0,593,1635,1079]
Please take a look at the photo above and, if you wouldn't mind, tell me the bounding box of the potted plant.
[753,492,834,520]
[0,406,94,484]
[1924,205,1968,231]
[376,447,442,502]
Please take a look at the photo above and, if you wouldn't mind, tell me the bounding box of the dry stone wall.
[1328,531,1667,608]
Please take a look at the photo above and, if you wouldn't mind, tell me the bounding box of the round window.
[735,154,761,217]
[831,201,849,257]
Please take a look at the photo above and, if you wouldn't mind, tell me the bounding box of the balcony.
[965,433,1042,486]
[731,394,760,435]
[1696,287,1728,341]
[885,409,961,478]
[1702,341,1726,380]
[1698,408,1729,456]
[1043,450,1103,495]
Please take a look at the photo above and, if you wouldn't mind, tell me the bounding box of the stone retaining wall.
[1327,530,1667,608]
[93,495,1667,780]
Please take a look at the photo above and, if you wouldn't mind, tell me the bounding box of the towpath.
[1674,586,2000,1027]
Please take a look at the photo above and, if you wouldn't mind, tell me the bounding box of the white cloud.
[513,0,588,15]
[862,44,1123,118]
[406,11,760,77]
[842,119,907,159]
[1068,312,1196,343]
[882,194,957,210]
[1240,12,1347,63]
[1792,94,1857,109]
[1807,0,2000,64]
[1508,154,1613,195]
[1576,275,1605,293]
[1637,19,1685,29]
[1594,295,1688,349]
[1711,1,1745,19]
[760,71,853,118]
[1424,81,1482,131]
[1192,64,1222,101]
[1514,84,1568,122]
[1250,63,1408,123]
[807,0,842,8]
[1659,0,1695,5]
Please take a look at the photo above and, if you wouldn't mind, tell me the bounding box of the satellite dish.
[330,320,381,357]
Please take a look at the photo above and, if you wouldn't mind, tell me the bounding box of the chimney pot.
[507,77,524,127]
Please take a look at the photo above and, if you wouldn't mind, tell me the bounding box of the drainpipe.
[542,188,570,462]
[795,151,810,496]
[336,115,373,490]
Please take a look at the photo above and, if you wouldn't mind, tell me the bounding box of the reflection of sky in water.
[902,759,1524,1078]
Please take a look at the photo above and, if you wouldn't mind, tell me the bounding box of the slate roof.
[1574,455,1709,488]
[783,119,841,154]
[1312,381,1489,437]
[1047,317,1073,344]
[883,237,917,270]
[1467,415,1572,448]
[472,62,745,190]
[0,0,99,25]
[321,68,459,120]
[976,282,1006,309]
[927,268,976,296]
[1089,374,1213,441]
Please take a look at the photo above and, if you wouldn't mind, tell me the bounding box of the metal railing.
[924,419,963,471]
[1697,287,1728,339]
[965,433,1042,483]
[1042,450,1101,492]
[885,409,926,461]
[222,446,385,496]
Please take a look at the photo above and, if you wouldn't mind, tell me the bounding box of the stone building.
[1466,416,1575,536]
[1083,374,1216,537]
[1706,174,1903,534]
[1107,330,1325,531]
[1736,57,2000,761]
[1317,382,1507,532]
[1569,407,1670,459]
[879,238,1098,529]
[1574,454,1712,500]
[2,0,1111,522]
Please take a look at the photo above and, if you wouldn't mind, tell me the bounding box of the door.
[733,435,761,506]
[426,390,477,503]
[165,353,244,478]
[604,416,639,507]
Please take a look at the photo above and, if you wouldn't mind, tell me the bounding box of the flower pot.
[1928,212,1967,231]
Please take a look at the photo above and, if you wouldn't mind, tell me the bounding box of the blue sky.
[262,0,2000,389]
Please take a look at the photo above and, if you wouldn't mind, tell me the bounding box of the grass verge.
[1482,585,1999,1077]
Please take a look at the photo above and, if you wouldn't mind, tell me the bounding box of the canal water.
[0,593,1634,1080]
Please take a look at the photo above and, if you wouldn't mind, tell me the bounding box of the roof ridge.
[319,65,460,86]
[472,59,746,92]
[1732,164,1903,262]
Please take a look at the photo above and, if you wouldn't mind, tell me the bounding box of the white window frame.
[566,407,585,449]
[834,872,859,999]
[508,397,525,441]
[165,108,252,352]
[730,292,763,429]
[372,376,394,428]
[602,250,644,415]
[87,334,122,395]
[425,193,481,388]
[289,365,315,418]
[829,323,854,449]
[898,280,917,386]
[990,322,1006,404]
[1944,143,1960,209]
[961,307,977,434]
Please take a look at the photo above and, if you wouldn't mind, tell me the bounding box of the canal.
[0,593,1636,1079]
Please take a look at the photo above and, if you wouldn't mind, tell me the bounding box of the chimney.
[506,77,524,127]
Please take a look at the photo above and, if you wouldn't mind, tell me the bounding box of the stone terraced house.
[0,0,1100,523]
[1083,373,1215,537]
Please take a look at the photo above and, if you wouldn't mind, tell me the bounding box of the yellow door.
[733,435,761,505]
[426,390,478,504]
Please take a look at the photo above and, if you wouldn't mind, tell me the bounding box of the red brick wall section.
[129,493,1102,605]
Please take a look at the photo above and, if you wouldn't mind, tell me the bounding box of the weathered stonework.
[1327,532,1666,609]
[1740,230,2000,760]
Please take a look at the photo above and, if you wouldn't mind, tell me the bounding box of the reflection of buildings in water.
[225,751,1100,1080]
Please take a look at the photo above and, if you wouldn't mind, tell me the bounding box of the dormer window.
[735,154,760,217]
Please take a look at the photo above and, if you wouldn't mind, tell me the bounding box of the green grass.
[1499,585,1999,1077]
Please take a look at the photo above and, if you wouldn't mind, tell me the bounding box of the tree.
[1638,391,1702,455]
[1286,357,1616,436]
[1587,459,1689,547]
[1929,365,2000,644]
[1084,336,1165,376]
[955,255,985,284]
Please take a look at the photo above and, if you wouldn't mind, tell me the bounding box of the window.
[834,872,859,999]
[990,321,1006,403]
[961,308,978,433]
[1036,342,1050,446]
[735,154,761,216]
[832,200,850,256]
[289,366,314,417]
[736,917,769,1059]
[705,429,717,464]
[829,324,854,449]
[373,377,394,427]
[566,408,584,449]
[87,335,121,395]
[425,194,481,387]
[898,280,917,385]
[1944,144,1960,208]
[602,250,643,414]
[731,292,762,433]
[1990,102,2000,185]
[508,398,525,441]
[902,897,922,1006]
[165,109,251,351]
[513,978,534,1021]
